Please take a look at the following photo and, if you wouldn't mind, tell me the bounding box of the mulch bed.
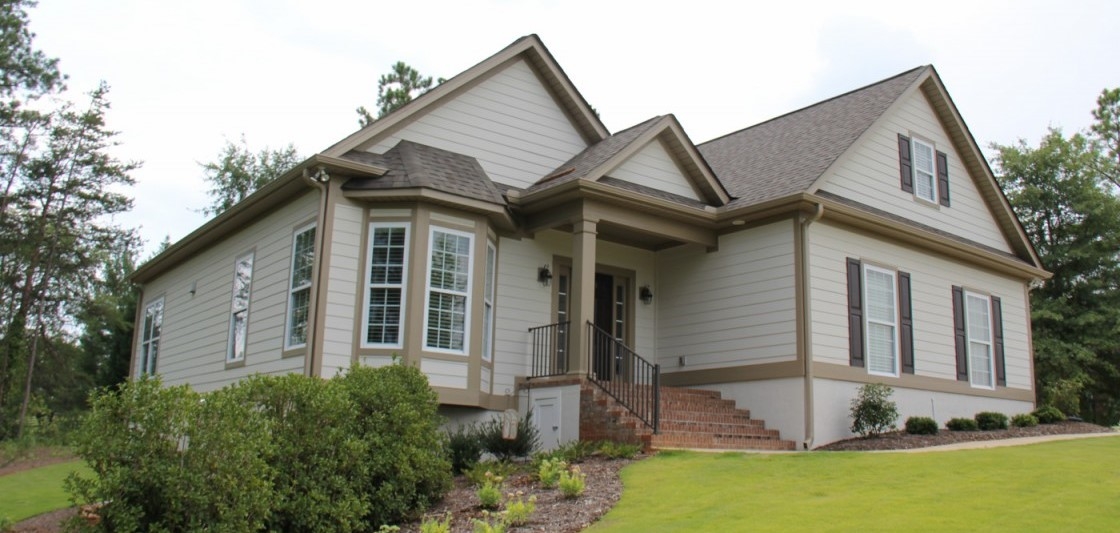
[816,420,1115,451]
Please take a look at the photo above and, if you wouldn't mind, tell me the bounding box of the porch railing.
[586,321,660,433]
[528,321,569,378]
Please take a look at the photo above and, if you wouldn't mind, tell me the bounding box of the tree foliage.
[993,88,1120,425]
[357,61,444,126]
[199,136,301,217]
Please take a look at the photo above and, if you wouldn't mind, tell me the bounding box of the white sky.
[28,0,1120,257]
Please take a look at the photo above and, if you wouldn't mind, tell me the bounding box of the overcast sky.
[28,0,1120,257]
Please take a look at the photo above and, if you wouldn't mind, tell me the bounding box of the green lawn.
[0,460,89,523]
[590,436,1120,532]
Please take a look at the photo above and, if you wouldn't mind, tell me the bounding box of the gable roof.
[341,141,504,205]
[324,34,608,157]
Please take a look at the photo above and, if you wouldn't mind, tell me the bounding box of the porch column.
[568,219,597,376]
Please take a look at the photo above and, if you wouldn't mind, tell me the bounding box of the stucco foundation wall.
[812,377,1035,447]
[695,378,806,447]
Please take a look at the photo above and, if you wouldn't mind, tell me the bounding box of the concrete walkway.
[879,430,1120,453]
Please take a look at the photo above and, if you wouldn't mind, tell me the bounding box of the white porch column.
[568,219,597,376]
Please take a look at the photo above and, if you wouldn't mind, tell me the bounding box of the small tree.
[849,383,899,437]
[357,61,444,126]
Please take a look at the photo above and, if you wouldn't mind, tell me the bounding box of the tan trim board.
[1023,284,1038,404]
[814,362,1034,402]
[433,387,511,410]
[128,286,145,380]
[310,179,341,378]
[660,360,805,387]
[793,219,806,364]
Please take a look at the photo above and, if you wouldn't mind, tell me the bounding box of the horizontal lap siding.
[656,220,797,370]
[609,139,700,200]
[137,191,318,392]
[321,201,364,378]
[817,91,1012,253]
[367,60,587,189]
[809,222,1031,389]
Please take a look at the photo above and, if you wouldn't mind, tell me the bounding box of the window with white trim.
[285,224,315,349]
[227,252,254,363]
[425,228,473,353]
[912,138,937,203]
[138,298,164,376]
[863,265,898,376]
[965,291,994,388]
[364,223,409,347]
[482,241,496,361]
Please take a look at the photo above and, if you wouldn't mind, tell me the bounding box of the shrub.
[975,411,1009,431]
[598,440,643,459]
[1033,405,1065,424]
[558,465,587,499]
[504,491,536,526]
[537,457,567,488]
[419,513,452,533]
[849,383,899,437]
[472,511,507,533]
[466,460,517,487]
[1012,413,1039,427]
[478,410,540,461]
[476,471,503,509]
[904,416,939,435]
[1042,378,1083,418]
[946,417,979,431]
[448,424,484,474]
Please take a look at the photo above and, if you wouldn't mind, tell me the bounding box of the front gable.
[608,137,702,201]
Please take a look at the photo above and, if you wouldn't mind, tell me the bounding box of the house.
[131,35,1049,449]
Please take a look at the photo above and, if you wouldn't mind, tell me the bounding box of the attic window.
[912,139,936,202]
[898,133,951,207]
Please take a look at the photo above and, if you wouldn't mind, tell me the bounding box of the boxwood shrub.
[904,416,939,435]
[1032,405,1065,424]
[946,417,979,431]
[1011,413,1039,427]
[975,411,1009,431]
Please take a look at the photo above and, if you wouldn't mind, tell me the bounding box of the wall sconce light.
[189,281,197,296]
[538,265,553,285]
[639,285,654,304]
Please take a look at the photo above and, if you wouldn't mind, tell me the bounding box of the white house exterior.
[131,35,1048,449]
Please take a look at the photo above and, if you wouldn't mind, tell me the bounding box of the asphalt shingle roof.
[528,116,664,193]
[340,141,504,205]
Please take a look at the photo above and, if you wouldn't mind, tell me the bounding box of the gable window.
[482,241,496,361]
[364,223,409,347]
[846,258,914,375]
[898,133,951,207]
[952,287,1006,388]
[138,298,164,376]
[227,252,254,363]
[425,228,473,353]
[285,224,316,349]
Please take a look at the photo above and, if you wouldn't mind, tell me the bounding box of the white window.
[966,292,994,388]
[482,241,496,361]
[863,265,898,376]
[363,223,409,347]
[912,138,937,203]
[227,252,254,363]
[424,228,473,353]
[139,298,164,376]
[285,224,315,349]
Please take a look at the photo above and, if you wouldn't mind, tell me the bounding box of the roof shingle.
[341,141,505,205]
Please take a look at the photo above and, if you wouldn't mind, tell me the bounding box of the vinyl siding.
[809,221,1032,389]
[320,199,364,378]
[608,138,700,200]
[816,90,1012,253]
[422,358,469,389]
[655,220,798,371]
[367,59,588,189]
[134,191,319,392]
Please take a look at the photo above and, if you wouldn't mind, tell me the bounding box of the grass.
[590,436,1120,532]
[0,460,89,523]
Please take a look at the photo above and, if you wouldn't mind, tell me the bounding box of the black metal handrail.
[586,321,660,433]
[528,321,569,378]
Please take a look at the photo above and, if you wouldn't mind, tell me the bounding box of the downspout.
[801,202,824,450]
[302,166,331,377]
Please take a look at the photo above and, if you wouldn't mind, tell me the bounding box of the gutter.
[801,202,824,450]
[302,166,331,377]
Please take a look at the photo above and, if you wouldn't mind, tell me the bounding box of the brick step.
[659,398,740,411]
[659,405,752,419]
[658,412,761,425]
[658,421,780,438]
[651,433,797,451]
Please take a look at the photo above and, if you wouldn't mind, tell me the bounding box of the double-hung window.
[227,252,254,363]
[911,138,937,203]
[951,286,1006,389]
[965,292,994,388]
[863,265,898,376]
[425,228,473,353]
[285,224,315,349]
[898,133,950,206]
[139,298,164,376]
[364,223,409,347]
[482,242,496,361]
[847,258,914,375]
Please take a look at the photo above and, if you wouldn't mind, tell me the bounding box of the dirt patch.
[0,447,76,477]
[816,421,1115,451]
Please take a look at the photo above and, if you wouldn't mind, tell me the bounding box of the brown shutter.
[952,285,968,381]
[992,296,1006,386]
[847,258,864,367]
[898,134,913,193]
[936,150,951,207]
[899,272,914,374]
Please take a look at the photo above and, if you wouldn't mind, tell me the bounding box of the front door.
[554,265,630,379]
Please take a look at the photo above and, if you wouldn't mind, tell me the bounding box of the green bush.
[1011,413,1039,427]
[598,441,643,459]
[975,411,1009,431]
[1033,405,1065,424]
[904,416,939,435]
[849,383,899,437]
[537,457,567,489]
[558,465,587,499]
[475,471,503,509]
[946,417,979,431]
[1042,379,1083,419]
[478,410,539,461]
[448,424,484,474]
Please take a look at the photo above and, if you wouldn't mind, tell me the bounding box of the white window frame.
[482,241,496,362]
[362,222,410,349]
[138,298,164,377]
[423,226,474,355]
[863,264,899,377]
[911,137,938,203]
[227,251,254,363]
[284,223,316,350]
[965,291,995,389]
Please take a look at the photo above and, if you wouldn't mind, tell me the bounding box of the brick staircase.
[579,382,797,451]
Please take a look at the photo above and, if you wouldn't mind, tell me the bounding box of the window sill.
[225,359,246,370]
[281,346,306,359]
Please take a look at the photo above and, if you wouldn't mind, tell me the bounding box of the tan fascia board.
[511,177,718,228]
[342,187,517,232]
[323,35,608,158]
[714,193,823,229]
[662,115,733,205]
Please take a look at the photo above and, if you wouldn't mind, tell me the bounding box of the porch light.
[538,265,553,285]
[639,285,654,304]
